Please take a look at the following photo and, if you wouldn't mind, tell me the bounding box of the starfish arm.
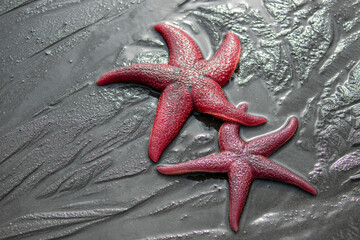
[97,63,177,92]
[249,156,317,195]
[155,23,203,68]
[219,122,245,152]
[149,83,193,162]
[157,151,236,175]
[228,161,253,232]
[192,79,266,126]
[248,117,297,157]
[197,32,241,86]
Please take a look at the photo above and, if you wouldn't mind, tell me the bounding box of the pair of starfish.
[97,23,266,162]
[97,23,316,232]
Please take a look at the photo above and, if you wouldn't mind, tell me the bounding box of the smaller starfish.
[97,23,266,162]
[157,109,317,232]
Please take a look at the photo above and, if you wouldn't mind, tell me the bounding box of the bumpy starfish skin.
[97,23,266,162]
[157,114,317,232]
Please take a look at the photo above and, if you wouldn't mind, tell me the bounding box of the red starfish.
[97,23,266,162]
[157,111,317,232]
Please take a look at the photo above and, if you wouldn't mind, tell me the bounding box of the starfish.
[157,111,317,232]
[97,23,266,162]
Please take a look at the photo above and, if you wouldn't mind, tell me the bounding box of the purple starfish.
[97,23,266,162]
[157,109,317,232]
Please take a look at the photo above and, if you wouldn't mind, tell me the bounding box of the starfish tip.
[226,32,235,36]
[231,223,239,232]
[150,156,159,163]
[283,117,298,132]
[96,76,106,85]
[247,115,267,126]
[289,116,298,125]
[96,72,113,85]
[149,150,160,163]
[154,23,167,32]
[258,116,267,125]
[308,186,318,195]
[224,32,239,40]
[156,166,166,173]
[157,166,175,175]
